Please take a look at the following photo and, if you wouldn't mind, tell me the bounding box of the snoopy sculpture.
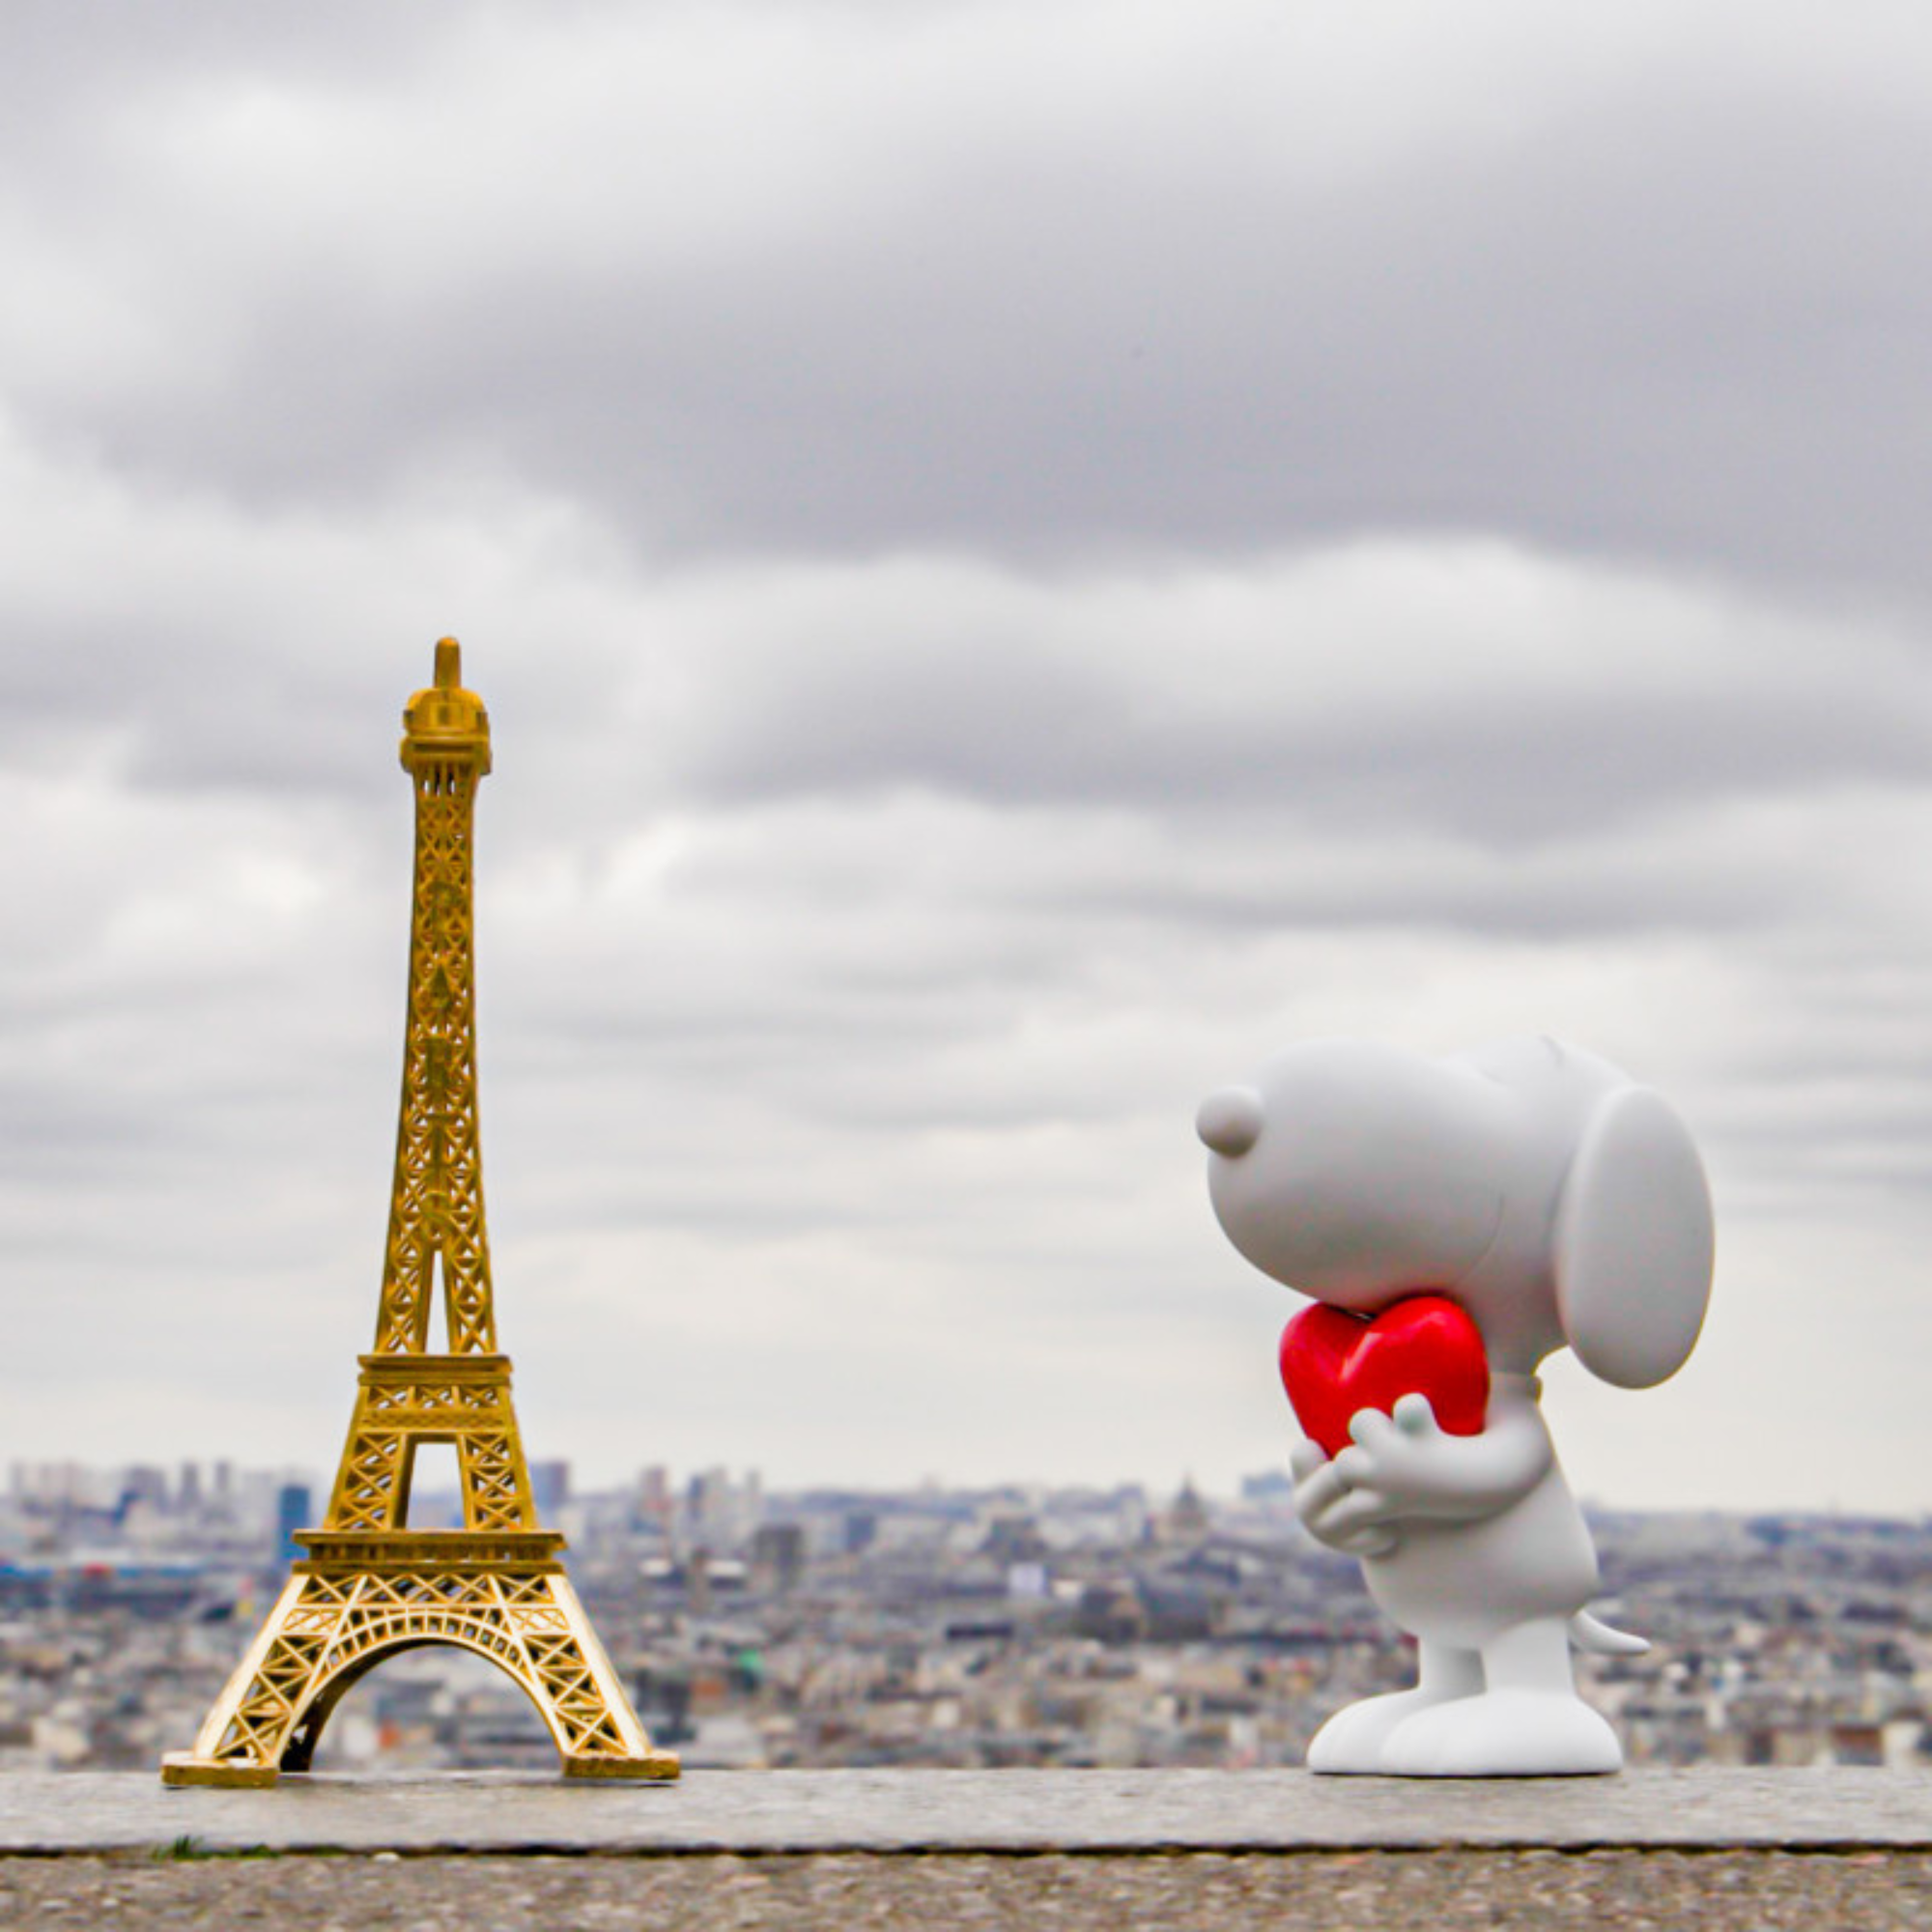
[1198,1036,1715,1776]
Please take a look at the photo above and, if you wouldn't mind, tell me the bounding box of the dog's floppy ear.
[1553,1087,1714,1388]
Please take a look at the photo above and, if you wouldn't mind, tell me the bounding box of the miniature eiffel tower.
[163,640,678,1787]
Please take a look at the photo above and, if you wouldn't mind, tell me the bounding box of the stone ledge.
[0,1769,1926,1855]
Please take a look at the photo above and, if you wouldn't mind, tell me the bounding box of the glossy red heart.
[1278,1294,1490,1459]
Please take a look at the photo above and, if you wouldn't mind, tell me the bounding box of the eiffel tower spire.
[163,641,678,1787]
[378,637,496,1356]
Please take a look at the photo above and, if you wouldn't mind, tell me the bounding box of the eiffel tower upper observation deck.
[162,640,679,1787]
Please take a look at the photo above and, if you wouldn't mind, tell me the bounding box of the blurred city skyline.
[10,1450,1918,1776]
[6,5,1932,1508]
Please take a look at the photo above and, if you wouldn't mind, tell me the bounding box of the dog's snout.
[1197,1086,1265,1158]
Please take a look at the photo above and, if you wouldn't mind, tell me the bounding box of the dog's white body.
[1198,1037,1714,1776]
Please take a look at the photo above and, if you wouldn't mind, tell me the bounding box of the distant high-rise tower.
[273,1484,311,1567]
[163,641,678,1787]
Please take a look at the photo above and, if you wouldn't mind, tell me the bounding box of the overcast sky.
[6,1,1932,1512]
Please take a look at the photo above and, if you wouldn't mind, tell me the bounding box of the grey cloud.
[0,2,471,146]
[689,656,1932,840]
[8,4,1932,1501]
[658,552,1932,842]
[9,8,1932,598]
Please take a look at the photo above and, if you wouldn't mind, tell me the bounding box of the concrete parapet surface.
[1,1767,1928,1855]
[7,1849,1932,1932]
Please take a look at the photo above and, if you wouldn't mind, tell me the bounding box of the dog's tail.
[1569,1609,1649,1657]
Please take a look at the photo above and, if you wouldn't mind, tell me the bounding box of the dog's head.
[1198,1035,1714,1383]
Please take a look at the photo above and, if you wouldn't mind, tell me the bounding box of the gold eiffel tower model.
[163,640,679,1787]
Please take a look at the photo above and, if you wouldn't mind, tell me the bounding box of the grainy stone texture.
[16,1767,1928,1854]
[4,1771,1930,1929]
[3,1851,1932,1932]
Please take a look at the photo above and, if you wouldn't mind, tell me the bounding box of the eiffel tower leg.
[495,1572,679,1779]
[161,1574,353,1787]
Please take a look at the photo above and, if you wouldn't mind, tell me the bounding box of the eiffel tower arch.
[163,641,678,1786]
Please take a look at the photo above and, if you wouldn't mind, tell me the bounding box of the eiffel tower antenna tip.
[401,640,489,774]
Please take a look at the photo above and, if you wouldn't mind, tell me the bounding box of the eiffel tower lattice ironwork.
[163,639,679,1787]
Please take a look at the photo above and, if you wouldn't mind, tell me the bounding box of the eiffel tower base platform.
[160,1532,679,1787]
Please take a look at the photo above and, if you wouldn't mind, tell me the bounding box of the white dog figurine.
[1198,1036,1714,1776]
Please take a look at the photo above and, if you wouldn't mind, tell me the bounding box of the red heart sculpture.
[1278,1294,1490,1459]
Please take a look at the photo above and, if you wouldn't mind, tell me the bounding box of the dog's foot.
[1306,1688,1474,1775]
[1378,1690,1622,1777]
